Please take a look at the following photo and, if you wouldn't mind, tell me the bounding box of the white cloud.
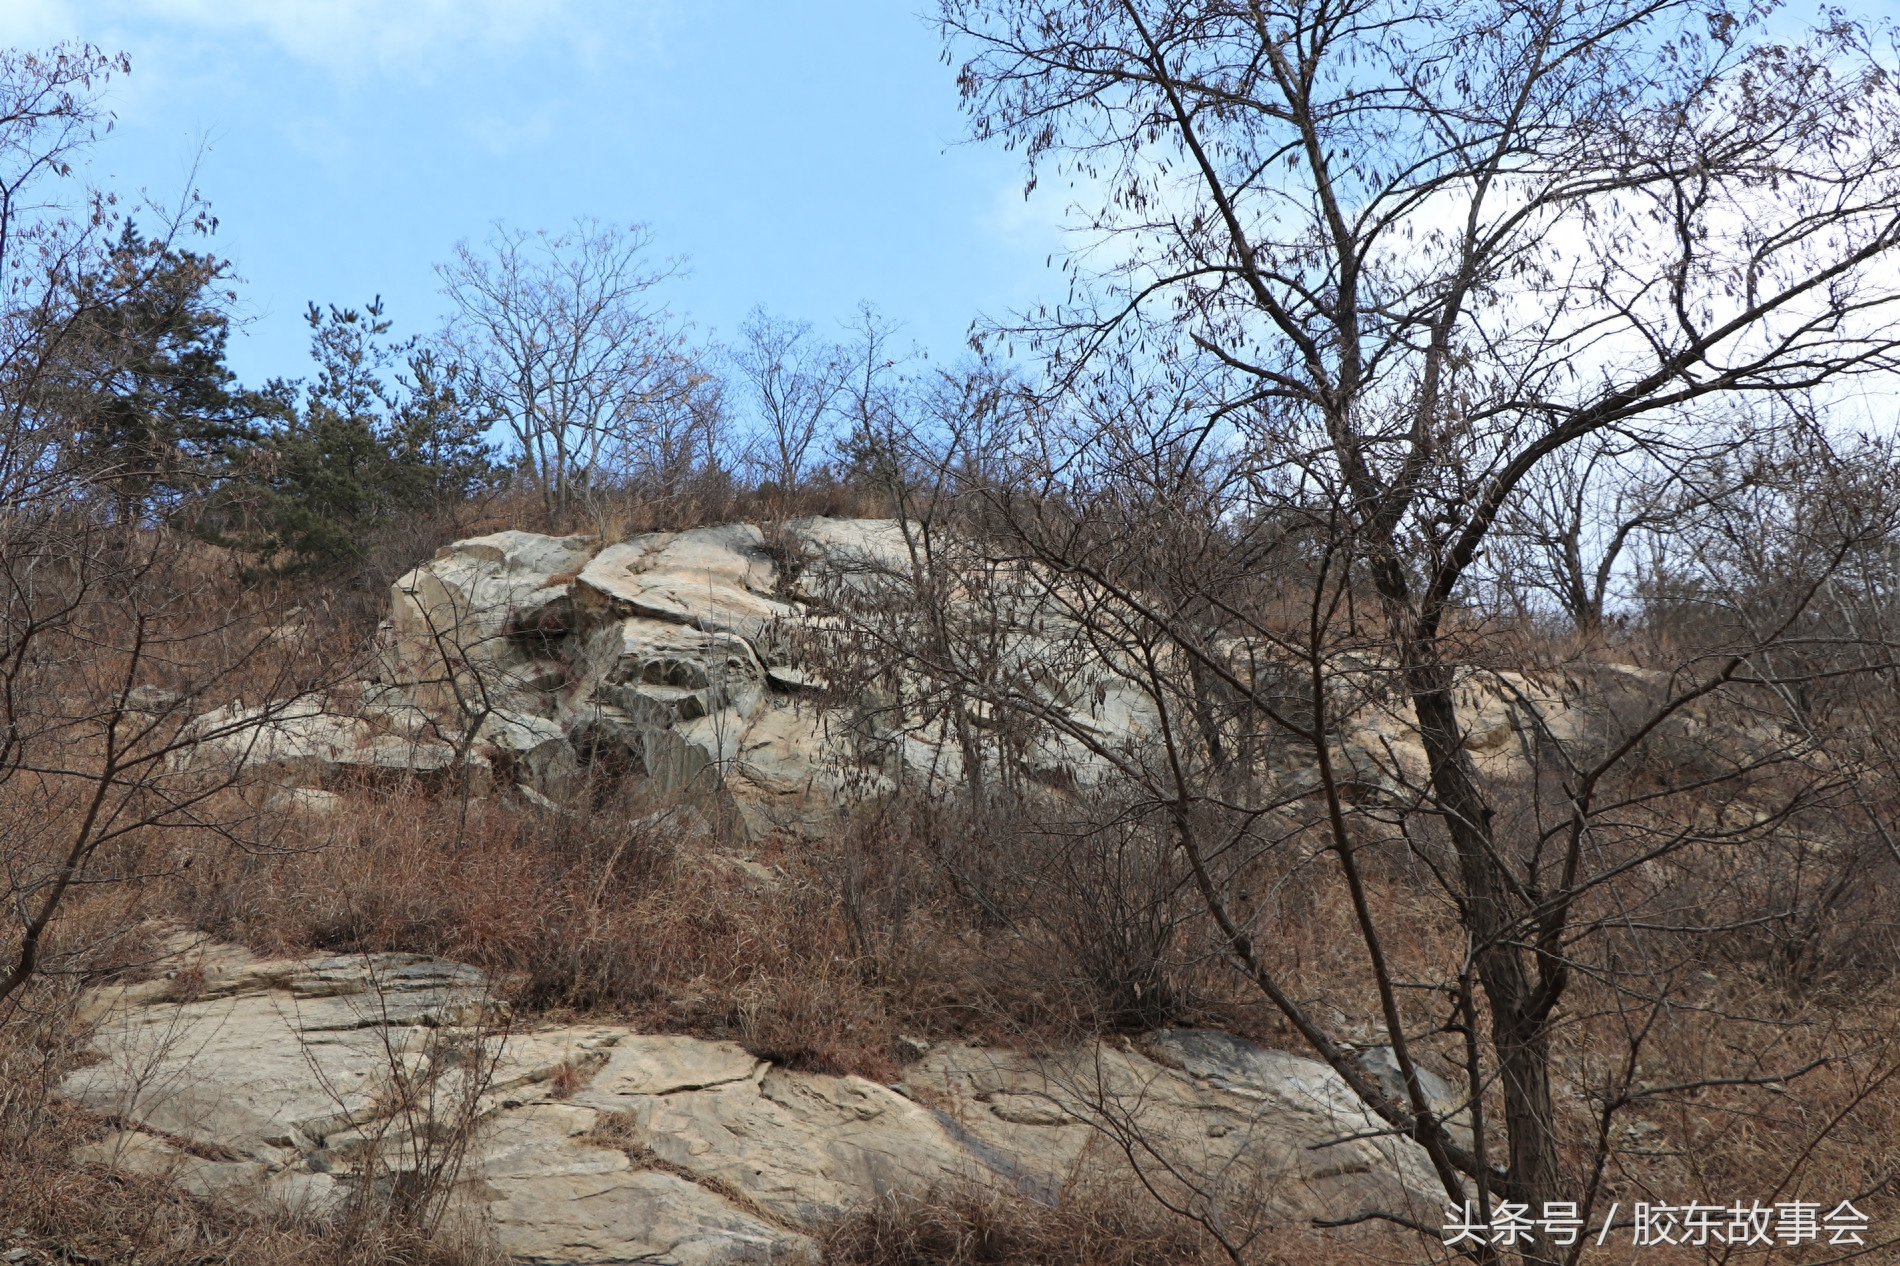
[466,97,562,157]
[0,0,83,44]
[5,0,668,80]
[136,0,569,73]
[980,169,1104,257]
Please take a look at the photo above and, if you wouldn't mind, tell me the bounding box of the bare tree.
[0,44,131,514]
[0,45,337,1011]
[0,45,127,295]
[437,219,703,523]
[0,520,328,1007]
[1486,426,1756,635]
[617,368,728,509]
[911,1,1900,1259]
[730,306,847,507]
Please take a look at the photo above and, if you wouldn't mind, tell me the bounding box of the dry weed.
[821,1178,1218,1266]
[23,722,1899,1265]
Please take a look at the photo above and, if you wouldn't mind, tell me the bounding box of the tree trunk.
[1407,649,1564,1248]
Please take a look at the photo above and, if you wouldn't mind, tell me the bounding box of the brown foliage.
[821,1178,1220,1266]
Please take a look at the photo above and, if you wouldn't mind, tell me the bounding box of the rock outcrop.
[370,523,897,835]
[64,945,1450,1264]
[348,518,1169,834]
[182,518,1728,837]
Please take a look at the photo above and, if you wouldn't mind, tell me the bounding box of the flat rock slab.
[578,528,797,639]
[71,1130,342,1219]
[62,954,493,1159]
[578,1035,765,1098]
[584,1070,978,1227]
[485,1167,813,1266]
[474,1106,815,1265]
[64,946,1446,1264]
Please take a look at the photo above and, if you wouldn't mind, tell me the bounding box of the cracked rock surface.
[62,944,1448,1264]
[189,519,1636,844]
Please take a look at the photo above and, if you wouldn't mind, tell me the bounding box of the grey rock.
[66,946,1447,1261]
[1355,1044,1463,1125]
[125,685,186,714]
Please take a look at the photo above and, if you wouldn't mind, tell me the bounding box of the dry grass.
[0,1149,330,1266]
[821,1178,1221,1266]
[15,758,1900,1264]
[164,785,915,1080]
[817,1170,1413,1262]
[158,782,1259,1081]
[820,1177,1420,1266]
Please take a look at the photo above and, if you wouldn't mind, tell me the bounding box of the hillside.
[7,517,1900,1264]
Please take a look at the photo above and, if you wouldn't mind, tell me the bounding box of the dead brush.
[162,961,208,1003]
[580,1108,642,1150]
[164,782,929,1075]
[128,751,1900,1263]
[821,1177,1219,1266]
[319,967,511,1251]
[545,1058,588,1099]
[158,777,1314,1078]
[0,1152,330,1266]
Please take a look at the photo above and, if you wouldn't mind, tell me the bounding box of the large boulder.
[574,524,796,640]
[373,523,897,833]
[384,530,599,718]
[244,516,1666,829]
[184,518,1170,829]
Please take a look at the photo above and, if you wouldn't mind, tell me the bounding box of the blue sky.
[1,1,1068,387]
